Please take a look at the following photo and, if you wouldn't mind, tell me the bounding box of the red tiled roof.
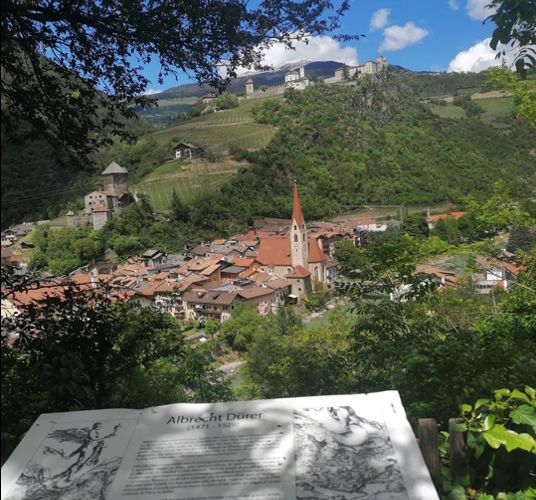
[233,257,254,268]
[256,238,291,266]
[426,211,466,222]
[286,265,310,278]
[256,237,326,266]
[291,185,305,226]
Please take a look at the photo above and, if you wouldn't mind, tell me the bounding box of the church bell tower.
[290,182,308,269]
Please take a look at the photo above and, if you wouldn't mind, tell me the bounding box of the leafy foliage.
[445,387,536,497]
[1,276,231,443]
[486,66,536,128]
[486,0,536,76]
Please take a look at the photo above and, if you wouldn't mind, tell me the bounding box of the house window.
[294,234,298,242]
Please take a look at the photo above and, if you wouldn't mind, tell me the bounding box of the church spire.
[290,181,308,269]
[291,181,305,227]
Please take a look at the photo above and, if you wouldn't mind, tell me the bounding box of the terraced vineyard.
[134,159,244,212]
[149,95,280,155]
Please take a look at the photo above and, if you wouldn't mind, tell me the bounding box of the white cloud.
[448,0,460,10]
[228,35,358,77]
[448,37,520,72]
[466,0,497,21]
[143,88,161,95]
[370,8,391,31]
[379,22,429,52]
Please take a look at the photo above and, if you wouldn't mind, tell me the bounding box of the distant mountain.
[154,60,344,100]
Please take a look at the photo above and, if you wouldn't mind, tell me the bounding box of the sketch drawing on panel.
[293,406,408,499]
[5,419,136,500]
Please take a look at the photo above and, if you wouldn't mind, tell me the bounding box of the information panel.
[1,391,438,499]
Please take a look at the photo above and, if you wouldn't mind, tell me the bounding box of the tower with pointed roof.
[102,161,129,196]
[290,183,308,269]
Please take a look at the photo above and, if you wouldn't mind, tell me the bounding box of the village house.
[183,290,241,322]
[200,92,216,104]
[425,211,466,231]
[142,249,166,268]
[173,141,206,161]
[472,255,522,294]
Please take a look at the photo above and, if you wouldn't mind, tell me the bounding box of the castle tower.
[299,66,305,79]
[102,161,128,196]
[290,183,308,269]
[245,78,254,97]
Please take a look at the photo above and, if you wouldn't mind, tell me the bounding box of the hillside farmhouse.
[173,141,206,161]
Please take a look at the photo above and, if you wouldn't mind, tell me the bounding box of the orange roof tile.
[286,265,310,278]
[233,257,254,268]
[256,237,326,266]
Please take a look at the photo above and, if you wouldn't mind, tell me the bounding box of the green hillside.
[134,160,242,212]
[426,94,515,124]
[207,73,535,222]
[149,95,279,155]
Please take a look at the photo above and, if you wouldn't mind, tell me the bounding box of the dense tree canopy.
[486,0,536,75]
[1,0,352,156]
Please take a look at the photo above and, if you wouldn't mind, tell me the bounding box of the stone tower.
[102,161,128,196]
[245,78,254,98]
[290,183,308,269]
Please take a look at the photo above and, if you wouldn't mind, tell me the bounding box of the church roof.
[246,78,254,83]
[286,265,310,278]
[256,238,326,267]
[291,184,305,226]
[102,161,128,175]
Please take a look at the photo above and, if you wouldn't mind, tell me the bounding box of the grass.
[478,96,515,123]
[149,95,280,154]
[426,96,515,124]
[134,159,243,212]
[426,103,465,119]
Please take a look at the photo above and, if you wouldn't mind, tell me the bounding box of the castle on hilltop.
[245,56,388,98]
[325,56,388,84]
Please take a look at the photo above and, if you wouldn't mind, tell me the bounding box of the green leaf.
[451,422,467,432]
[482,424,507,449]
[505,430,535,452]
[460,403,472,413]
[474,398,491,410]
[448,486,467,500]
[475,442,485,458]
[510,404,536,427]
[525,386,536,401]
[511,389,530,403]
[482,413,496,431]
[495,388,511,400]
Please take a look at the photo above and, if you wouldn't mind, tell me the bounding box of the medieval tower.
[290,183,308,268]
[102,161,128,196]
[245,78,254,98]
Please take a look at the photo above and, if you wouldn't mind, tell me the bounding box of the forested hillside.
[213,72,534,222]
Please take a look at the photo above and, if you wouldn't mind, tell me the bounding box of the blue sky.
[142,0,507,93]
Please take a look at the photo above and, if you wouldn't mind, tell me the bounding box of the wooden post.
[449,418,467,484]
[418,418,440,475]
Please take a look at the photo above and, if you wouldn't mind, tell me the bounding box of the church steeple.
[290,182,308,268]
